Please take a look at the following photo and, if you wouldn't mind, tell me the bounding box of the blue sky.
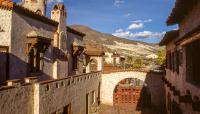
[14,0,177,43]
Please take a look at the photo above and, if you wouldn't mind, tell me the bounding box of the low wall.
[0,80,34,114]
[39,72,101,114]
[0,72,102,114]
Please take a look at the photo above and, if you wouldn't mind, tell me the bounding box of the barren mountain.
[70,25,161,57]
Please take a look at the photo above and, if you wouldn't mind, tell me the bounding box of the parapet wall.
[39,72,101,114]
[0,72,102,114]
[0,81,34,114]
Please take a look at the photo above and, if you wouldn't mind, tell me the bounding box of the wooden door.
[0,46,8,85]
[133,88,142,104]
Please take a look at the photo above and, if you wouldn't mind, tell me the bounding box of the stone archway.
[101,71,147,105]
[100,71,166,114]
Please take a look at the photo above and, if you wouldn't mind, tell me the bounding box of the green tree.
[156,49,166,66]
[126,56,134,64]
[133,58,143,68]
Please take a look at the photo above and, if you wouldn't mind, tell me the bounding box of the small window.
[36,9,42,15]
[186,40,200,86]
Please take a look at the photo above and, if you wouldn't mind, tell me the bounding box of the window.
[0,46,9,84]
[166,53,170,69]
[72,56,78,70]
[175,51,179,73]
[186,40,200,86]
[171,52,174,71]
[28,47,44,74]
[36,9,42,15]
[166,50,180,73]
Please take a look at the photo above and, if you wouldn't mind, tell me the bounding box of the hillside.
[70,25,161,58]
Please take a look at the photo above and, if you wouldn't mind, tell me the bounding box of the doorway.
[0,46,9,85]
[63,104,72,114]
[86,93,89,114]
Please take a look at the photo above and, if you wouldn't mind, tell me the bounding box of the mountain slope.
[70,25,161,57]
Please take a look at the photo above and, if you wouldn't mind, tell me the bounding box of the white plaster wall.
[101,71,147,105]
[91,56,103,71]
[116,57,120,64]
[0,9,12,46]
[105,52,113,64]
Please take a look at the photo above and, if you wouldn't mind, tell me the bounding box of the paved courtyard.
[98,104,162,114]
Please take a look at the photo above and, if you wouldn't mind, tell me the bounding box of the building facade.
[104,52,125,65]
[160,0,200,113]
[0,0,104,114]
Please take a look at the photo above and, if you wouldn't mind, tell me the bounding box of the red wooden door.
[133,87,142,104]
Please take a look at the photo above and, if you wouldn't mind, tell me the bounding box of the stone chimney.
[21,0,47,15]
[51,4,67,34]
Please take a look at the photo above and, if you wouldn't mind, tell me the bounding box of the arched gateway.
[101,71,147,105]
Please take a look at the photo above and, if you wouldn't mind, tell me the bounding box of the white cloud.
[130,31,165,39]
[47,0,63,3]
[124,13,131,17]
[127,23,144,30]
[127,19,153,30]
[144,19,153,23]
[114,0,125,7]
[131,20,143,23]
[113,29,130,38]
[113,18,163,40]
[131,19,153,23]
[112,29,165,39]
[115,29,124,33]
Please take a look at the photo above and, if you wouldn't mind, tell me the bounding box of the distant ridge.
[70,25,161,57]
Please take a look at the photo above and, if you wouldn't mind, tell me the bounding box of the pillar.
[97,57,103,71]
[86,63,90,73]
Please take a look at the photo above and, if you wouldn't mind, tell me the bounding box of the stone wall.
[21,0,46,15]
[0,9,12,46]
[0,72,101,114]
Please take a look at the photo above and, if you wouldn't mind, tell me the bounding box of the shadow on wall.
[0,46,69,86]
[136,71,166,114]
[110,71,166,114]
